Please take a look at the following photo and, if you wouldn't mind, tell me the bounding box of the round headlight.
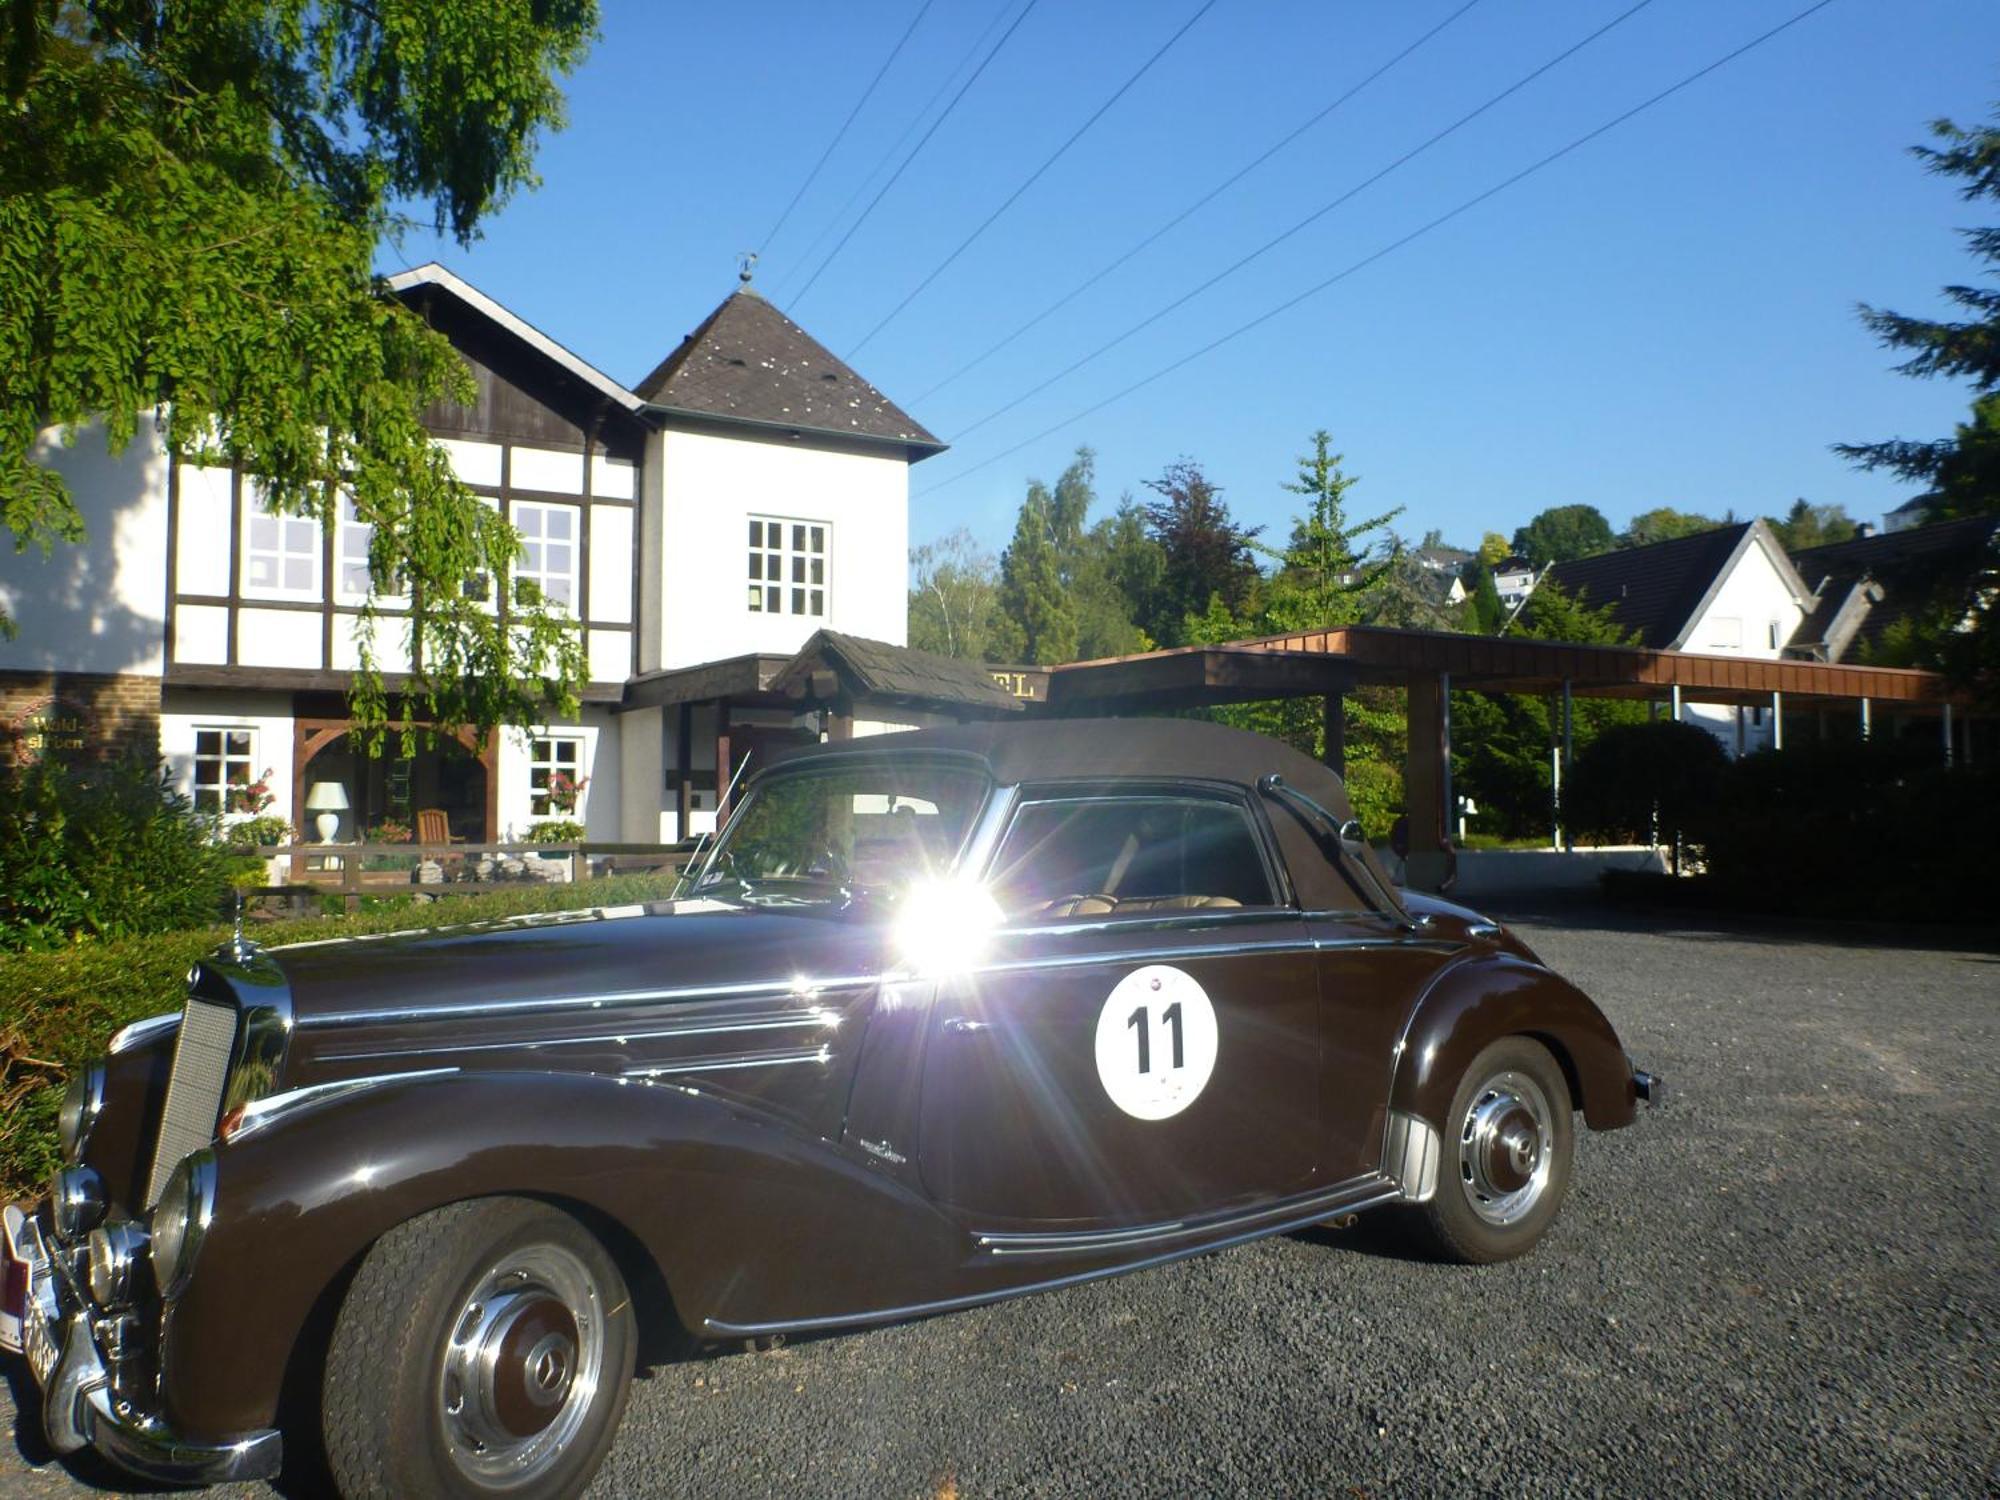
[58,1062,105,1162]
[148,1151,215,1300]
[86,1221,147,1308]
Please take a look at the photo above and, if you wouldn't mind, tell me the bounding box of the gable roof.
[1788,514,2000,659]
[1540,521,1810,649]
[634,288,943,457]
[386,263,644,414]
[769,630,1021,714]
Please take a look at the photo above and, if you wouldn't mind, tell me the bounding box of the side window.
[988,795,1278,921]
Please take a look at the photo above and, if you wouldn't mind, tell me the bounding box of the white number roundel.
[1093,965,1218,1121]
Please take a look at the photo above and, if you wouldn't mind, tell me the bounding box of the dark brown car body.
[12,719,1652,1486]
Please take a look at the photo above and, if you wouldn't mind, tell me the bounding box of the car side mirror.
[1336,819,1368,857]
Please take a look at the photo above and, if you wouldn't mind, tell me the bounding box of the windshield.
[694,759,991,906]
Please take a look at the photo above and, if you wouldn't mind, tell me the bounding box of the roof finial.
[738,251,758,286]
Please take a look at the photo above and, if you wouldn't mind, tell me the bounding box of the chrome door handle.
[942,1017,990,1034]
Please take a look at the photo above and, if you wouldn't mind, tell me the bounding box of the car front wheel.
[1406,1036,1575,1264]
[323,1196,636,1499]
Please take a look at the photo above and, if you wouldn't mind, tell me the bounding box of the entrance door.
[917,788,1321,1226]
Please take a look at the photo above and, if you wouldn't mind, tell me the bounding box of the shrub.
[228,814,295,848]
[370,817,413,844]
[1564,720,1729,861]
[0,757,246,952]
[0,871,683,1196]
[524,819,587,843]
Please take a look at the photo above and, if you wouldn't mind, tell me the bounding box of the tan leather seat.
[1022,894,1242,918]
[1112,895,1243,913]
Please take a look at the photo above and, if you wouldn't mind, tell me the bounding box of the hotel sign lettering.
[5,696,93,765]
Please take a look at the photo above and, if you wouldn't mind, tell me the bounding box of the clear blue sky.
[381,0,1999,559]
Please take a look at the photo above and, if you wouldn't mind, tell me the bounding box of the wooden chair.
[415,808,451,847]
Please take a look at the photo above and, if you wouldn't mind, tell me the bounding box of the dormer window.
[748,517,827,617]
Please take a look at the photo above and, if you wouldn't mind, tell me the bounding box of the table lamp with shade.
[306,781,349,843]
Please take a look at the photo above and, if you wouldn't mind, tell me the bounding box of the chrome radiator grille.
[145,998,237,1204]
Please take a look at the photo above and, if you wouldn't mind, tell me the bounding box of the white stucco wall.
[643,427,909,671]
[160,689,298,832]
[0,418,170,675]
[1678,537,1805,658]
[496,708,622,841]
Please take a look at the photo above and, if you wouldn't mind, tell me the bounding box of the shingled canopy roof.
[634,287,943,457]
[1541,522,1807,650]
[769,630,1021,715]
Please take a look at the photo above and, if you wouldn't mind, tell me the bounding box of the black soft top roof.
[767,718,1376,911]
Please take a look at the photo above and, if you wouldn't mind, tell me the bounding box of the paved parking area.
[4,908,1995,1497]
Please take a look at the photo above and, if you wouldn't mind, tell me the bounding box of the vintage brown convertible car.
[3,719,1656,1498]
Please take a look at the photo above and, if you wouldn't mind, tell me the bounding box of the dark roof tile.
[1540,524,1755,648]
[634,289,942,452]
[770,630,1022,713]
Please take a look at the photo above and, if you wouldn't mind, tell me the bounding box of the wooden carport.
[1041,626,1976,892]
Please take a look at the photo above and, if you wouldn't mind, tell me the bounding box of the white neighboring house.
[0,264,1003,847]
[1491,556,1537,609]
[1540,521,1814,756]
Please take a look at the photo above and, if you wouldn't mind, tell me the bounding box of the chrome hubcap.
[1458,1069,1555,1227]
[439,1245,603,1488]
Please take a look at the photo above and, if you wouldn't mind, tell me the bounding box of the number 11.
[1126,1002,1185,1074]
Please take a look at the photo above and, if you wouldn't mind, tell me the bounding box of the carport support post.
[1671,683,1683,722]
[1771,691,1784,751]
[1403,673,1450,893]
[1561,679,1574,853]
[1860,697,1872,742]
[1321,692,1345,771]
[1943,702,1955,767]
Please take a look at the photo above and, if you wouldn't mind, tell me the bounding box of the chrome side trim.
[1467,921,1502,939]
[319,1007,843,1063]
[707,1173,1404,1339]
[621,1044,831,1080]
[108,1013,180,1055]
[1382,1110,1442,1203]
[299,975,879,1030]
[975,1172,1402,1258]
[226,1069,461,1141]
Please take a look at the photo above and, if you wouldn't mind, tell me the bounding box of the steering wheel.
[803,845,850,882]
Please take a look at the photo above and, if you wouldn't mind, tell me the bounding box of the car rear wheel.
[1405,1036,1574,1264]
[323,1197,635,1499]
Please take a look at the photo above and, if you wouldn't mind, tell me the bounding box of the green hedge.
[0,874,683,1199]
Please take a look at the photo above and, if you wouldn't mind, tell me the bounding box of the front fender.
[1388,954,1638,1137]
[161,1069,966,1439]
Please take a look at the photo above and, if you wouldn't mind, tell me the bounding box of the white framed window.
[191,727,256,814]
[529,735,586,819]
[336,494,410,607]
[747,517,827,616]
[243,491,322,600]
[512,501,578,610]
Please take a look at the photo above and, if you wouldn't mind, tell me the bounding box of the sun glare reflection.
[894,878,1004,976]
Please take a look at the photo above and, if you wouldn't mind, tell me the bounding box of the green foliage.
[1833,106,2000,697]
[1255,430,1400,633]
[0,757,248,951]
[0,0,598,743]
[1140,459,1260,648]
[1477,531,1511,567]
[1512,575,1638,646]
[995,479,1079,665]
[524,819,586,843]
[987,450,1154,664]
[1764,498,1857,551]
[1511,504,1616,567]
[1563,721,1729,856]
[1621,507,1722,547]
[228,815,294,848]
[0,870,682,1196]
[908,528,1003,660]
[1466,563,1507,634]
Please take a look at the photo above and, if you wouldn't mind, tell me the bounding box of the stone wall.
[0,670,163,768]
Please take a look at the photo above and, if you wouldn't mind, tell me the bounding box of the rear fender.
[1389,954,1638,1137]
[163,1069,964,1438]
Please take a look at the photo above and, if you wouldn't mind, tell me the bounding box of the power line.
[760,0,939,259]
[916,0,1842,500]
[945,0,1659,447]
[772,0,1020,304]
[912,0,1489,405]
[845,0,1221,360]
[788,0,1043,313]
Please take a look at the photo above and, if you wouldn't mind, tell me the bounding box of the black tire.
[1404,1036,1575,1264]
[323,1197,636,1500]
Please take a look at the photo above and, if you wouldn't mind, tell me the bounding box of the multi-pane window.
[529,736,585,818]
[747,517,827,616]
[336,494,374,601]
[192,728,255,814]
[513,502,577,610]
[243,493,321,598]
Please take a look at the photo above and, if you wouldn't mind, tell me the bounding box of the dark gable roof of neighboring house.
[1788,514,2000,659]
[769,630,1022,714]
[1542,522,1797,649]
[634,287,944,457]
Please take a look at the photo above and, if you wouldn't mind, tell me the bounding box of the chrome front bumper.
[1,1202,282,1485]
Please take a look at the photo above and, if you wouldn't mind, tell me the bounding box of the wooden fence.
[235,840,705,914]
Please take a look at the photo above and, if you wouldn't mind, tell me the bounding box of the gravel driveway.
[4,907,1994,1497]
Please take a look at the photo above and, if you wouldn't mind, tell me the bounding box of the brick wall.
[0,670,162,767]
